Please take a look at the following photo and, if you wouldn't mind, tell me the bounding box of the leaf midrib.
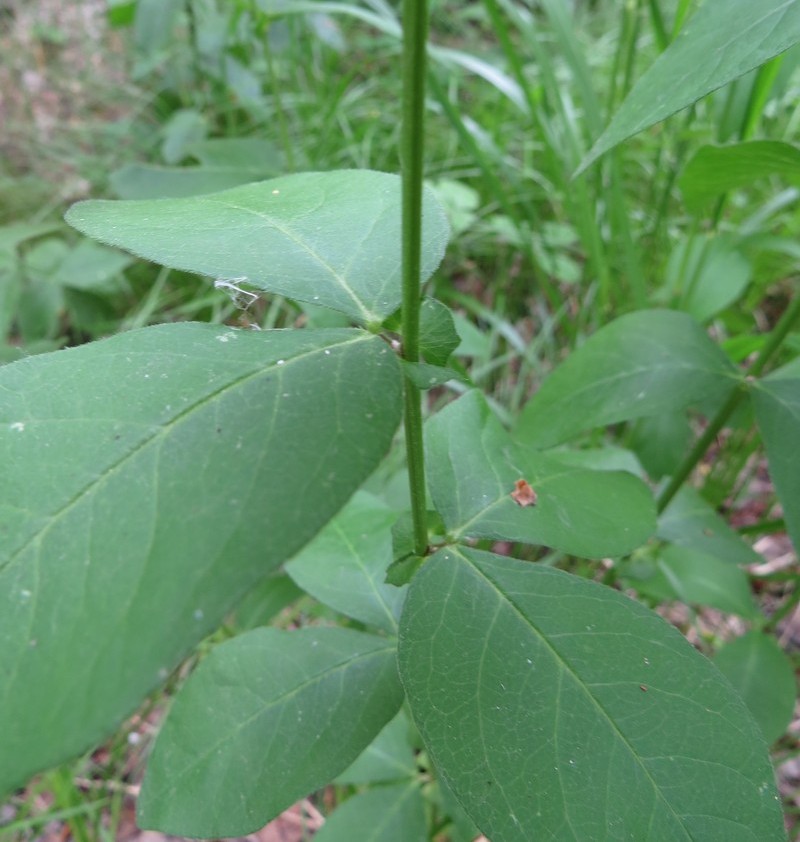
[453,547,693,839]
[161,641,398,787]
[202,196,378,323]
[0,332,369,576]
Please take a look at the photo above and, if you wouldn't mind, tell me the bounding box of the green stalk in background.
[657,290,800,513]
[710,54,785,228]
[401,0,430,557]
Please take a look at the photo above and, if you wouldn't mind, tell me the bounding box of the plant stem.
[655,382,748,514]
[401,0,430,557]
[657,290,800,513]
[746,288,800,379]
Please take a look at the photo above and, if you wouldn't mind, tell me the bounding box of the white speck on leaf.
[193,609,204,621]
[9,422,25,432]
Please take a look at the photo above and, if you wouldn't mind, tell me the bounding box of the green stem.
[746,289,800,379]
[401,0,430,557]
[655,383,748,514]
[266,33,295,172]
[738,517,785,537]
[657,290,800,513]
[646,0,669,50]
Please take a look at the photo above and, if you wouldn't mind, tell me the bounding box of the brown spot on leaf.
[511,479,537,507]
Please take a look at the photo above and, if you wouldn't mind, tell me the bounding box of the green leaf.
[160,109,208,165]
[0,324,402,797]
[544,445,644,476]
[286,491,405,634]
[401,360,466,389]
[133,0,181,57]
[714,632,797,745]
[579,0,800,172]
[187,137,282,170]
[657,486,762,566]
[419,298,460,366]
[337,710,417,785]
[0,253,21,339]
[431,178,480,236]
[452,311,491,359]
[638,545,759,620]
[435,776,482,842]
[109,163,279,200]
[629,412,692,480]
[381,298,460,367]
[66,171,450,325]
[752,376,800,552]
[314,782,426,842]
[391,509,446,564]
[661,234,752,322]
[385,555,426,587]
[106,0,136,28]
[52,239,134,292]
[17,277,63,342]
[137,627,404,837]
[231,571,304,632]
[516,310,739,449]
[0,222,62,254]
[426,391,656,558]
[680,141,800,213]
[386,509,445,587]
[399,547,785,842]
[768,355,800,380]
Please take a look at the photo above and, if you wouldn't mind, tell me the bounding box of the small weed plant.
[1,1,799,839]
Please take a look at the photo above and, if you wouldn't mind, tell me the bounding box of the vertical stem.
[655,382,749,514]
[401,0,430,556]
[266,45,295,172]
[646,0,669,51]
